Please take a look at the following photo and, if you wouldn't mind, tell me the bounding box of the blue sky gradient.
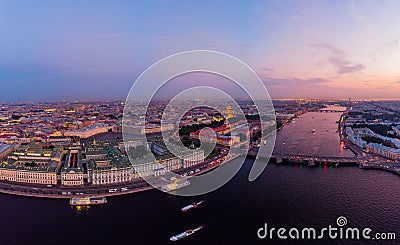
[1,0,400,101]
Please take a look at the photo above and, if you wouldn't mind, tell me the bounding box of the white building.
[346,127,367,149]
[64,123,112,138]
[366,143,400,160]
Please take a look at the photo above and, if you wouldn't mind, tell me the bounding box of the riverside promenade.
[0,153,239,199]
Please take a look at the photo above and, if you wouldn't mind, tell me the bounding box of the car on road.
[121,187,129,192]
[109,188,118,193]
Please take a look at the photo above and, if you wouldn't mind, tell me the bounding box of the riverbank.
[0,153,240,199]
[359,162,400,176]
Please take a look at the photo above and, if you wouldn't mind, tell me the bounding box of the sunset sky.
[1,0,400,101]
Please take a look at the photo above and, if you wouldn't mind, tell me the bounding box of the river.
[274,109,354,157]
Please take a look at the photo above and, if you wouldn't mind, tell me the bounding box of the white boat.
[170,225,204,241]
[181,200,204,212]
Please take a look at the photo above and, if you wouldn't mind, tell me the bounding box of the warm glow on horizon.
[0,1,399,101]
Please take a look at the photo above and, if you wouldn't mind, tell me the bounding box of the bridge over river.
[269,153,358,164]
[246,106,400,176]
[249,148,400,176]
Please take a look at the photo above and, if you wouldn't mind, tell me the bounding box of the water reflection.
[71,205,91,215]
[274,111,355,158]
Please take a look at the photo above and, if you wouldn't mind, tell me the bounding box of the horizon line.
[1,97,400,104]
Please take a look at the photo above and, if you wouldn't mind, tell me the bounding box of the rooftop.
[0,143,13,154]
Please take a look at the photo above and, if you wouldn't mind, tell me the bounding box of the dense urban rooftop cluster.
[345,100,400,160]
[0,98,358,189]
[0,101,124,144]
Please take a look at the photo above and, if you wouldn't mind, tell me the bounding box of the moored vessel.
[69,196,107,206]
[161,179,190,192]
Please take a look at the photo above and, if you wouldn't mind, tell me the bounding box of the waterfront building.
[87,143,133,185]
[366,143,400,160]
[0,143,62,185]
[0,165,58,185]
[350,127,400,149]
[87,140,201,183]
[130,159,158,177]
[158,156,181,172]
[0,136,206,187]
[181,150,204,168]
[129,146,204,176]
[61,147,84,186]
[346,127,367,149]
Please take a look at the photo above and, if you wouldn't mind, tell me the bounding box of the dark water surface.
[274,111,354,157]
[0,160,399,244]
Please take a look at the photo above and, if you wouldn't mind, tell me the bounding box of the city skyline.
[1,2,400,244]
[1,1,400,101]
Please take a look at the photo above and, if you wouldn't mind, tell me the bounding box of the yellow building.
[0,143,62,185]
[0,168,57,185]
[61,170,84,186]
